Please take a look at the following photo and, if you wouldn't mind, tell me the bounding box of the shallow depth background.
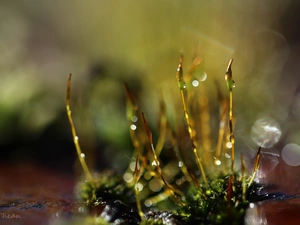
[0,1,300,224]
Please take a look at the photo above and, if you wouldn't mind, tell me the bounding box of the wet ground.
[0,161,300,225]
[0,163,77,225]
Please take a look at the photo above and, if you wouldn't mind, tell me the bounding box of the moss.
[178,173,255,225]
[78,170,135,207]
[66,58,275,225]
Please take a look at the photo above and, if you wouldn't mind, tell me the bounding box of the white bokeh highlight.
[251,117,281,148]
[282,143,300,166]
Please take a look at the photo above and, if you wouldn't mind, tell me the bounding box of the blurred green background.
[1,0,300,174]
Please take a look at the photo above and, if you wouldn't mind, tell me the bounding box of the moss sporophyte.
[65,56,283,225]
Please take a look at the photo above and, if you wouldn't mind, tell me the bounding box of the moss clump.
[65,57,277,225]
[78,170,135,207]
[179,173,256,225]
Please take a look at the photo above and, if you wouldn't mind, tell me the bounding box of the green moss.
[178,173,256,225]
[78,170,135,207]
[67,58,268,225]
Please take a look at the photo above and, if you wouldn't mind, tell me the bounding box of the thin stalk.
[134,155,144,218]
[224,59,235,175]
[154,88,167,157]
[248,146,262,187]
[66,74,93,182]
[142,113,184,202]
[176,55,208,185]
[241,154,246,201]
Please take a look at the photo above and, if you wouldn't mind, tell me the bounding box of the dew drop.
[149,178,163,192]
[151,160,159,166]
[194,69,208,82]
[144,199,152,207]
[131,116,138,122]
[178,161,183,167]
[176,178,183,185]
[130,124,137,130]
[130,161,139,171]
[249,203,255,209]
[135,183,144,191]
[144,171,152,180]
[80,153,85,158]
[232,80,236,88]
[178,81,186,90]
[244,202,267,225]
[214,159,221,166]
[78,206,85,213]
[192,79,199,87]
[225,153,231,159]
[123,172,133,183]
[226,142,232,149]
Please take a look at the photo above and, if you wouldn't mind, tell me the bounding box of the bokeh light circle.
[251,117,281,148]
[282,143,300,167]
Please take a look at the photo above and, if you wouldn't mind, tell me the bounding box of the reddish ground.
[0,163,77,225]
[0,161,299,225]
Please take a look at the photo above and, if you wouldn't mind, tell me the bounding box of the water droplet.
[282,143,300,166]
[80,153,85,158]
[225,153,231,159]
[178,161,183,167]
[226,142,232,149]
[144,171,152,180]
[214,159,221,166]
[151,160,159,166]
[192,79,199,87]
[144,199,152,207]
[232,80,236,88]
[206,190,212,195]
[178,81,186,90]
[131,116,138,122]
[130,124,137,130]
[135,183,144,191]
[123,172,133,183]
[149,178,163,192]
[129,161,139,171]
[251,117,281,148]
[244,202,267,225]
[78,206,85,213]
[75,136,79,141]
[194,69,207,82]
[176,178,184,185]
